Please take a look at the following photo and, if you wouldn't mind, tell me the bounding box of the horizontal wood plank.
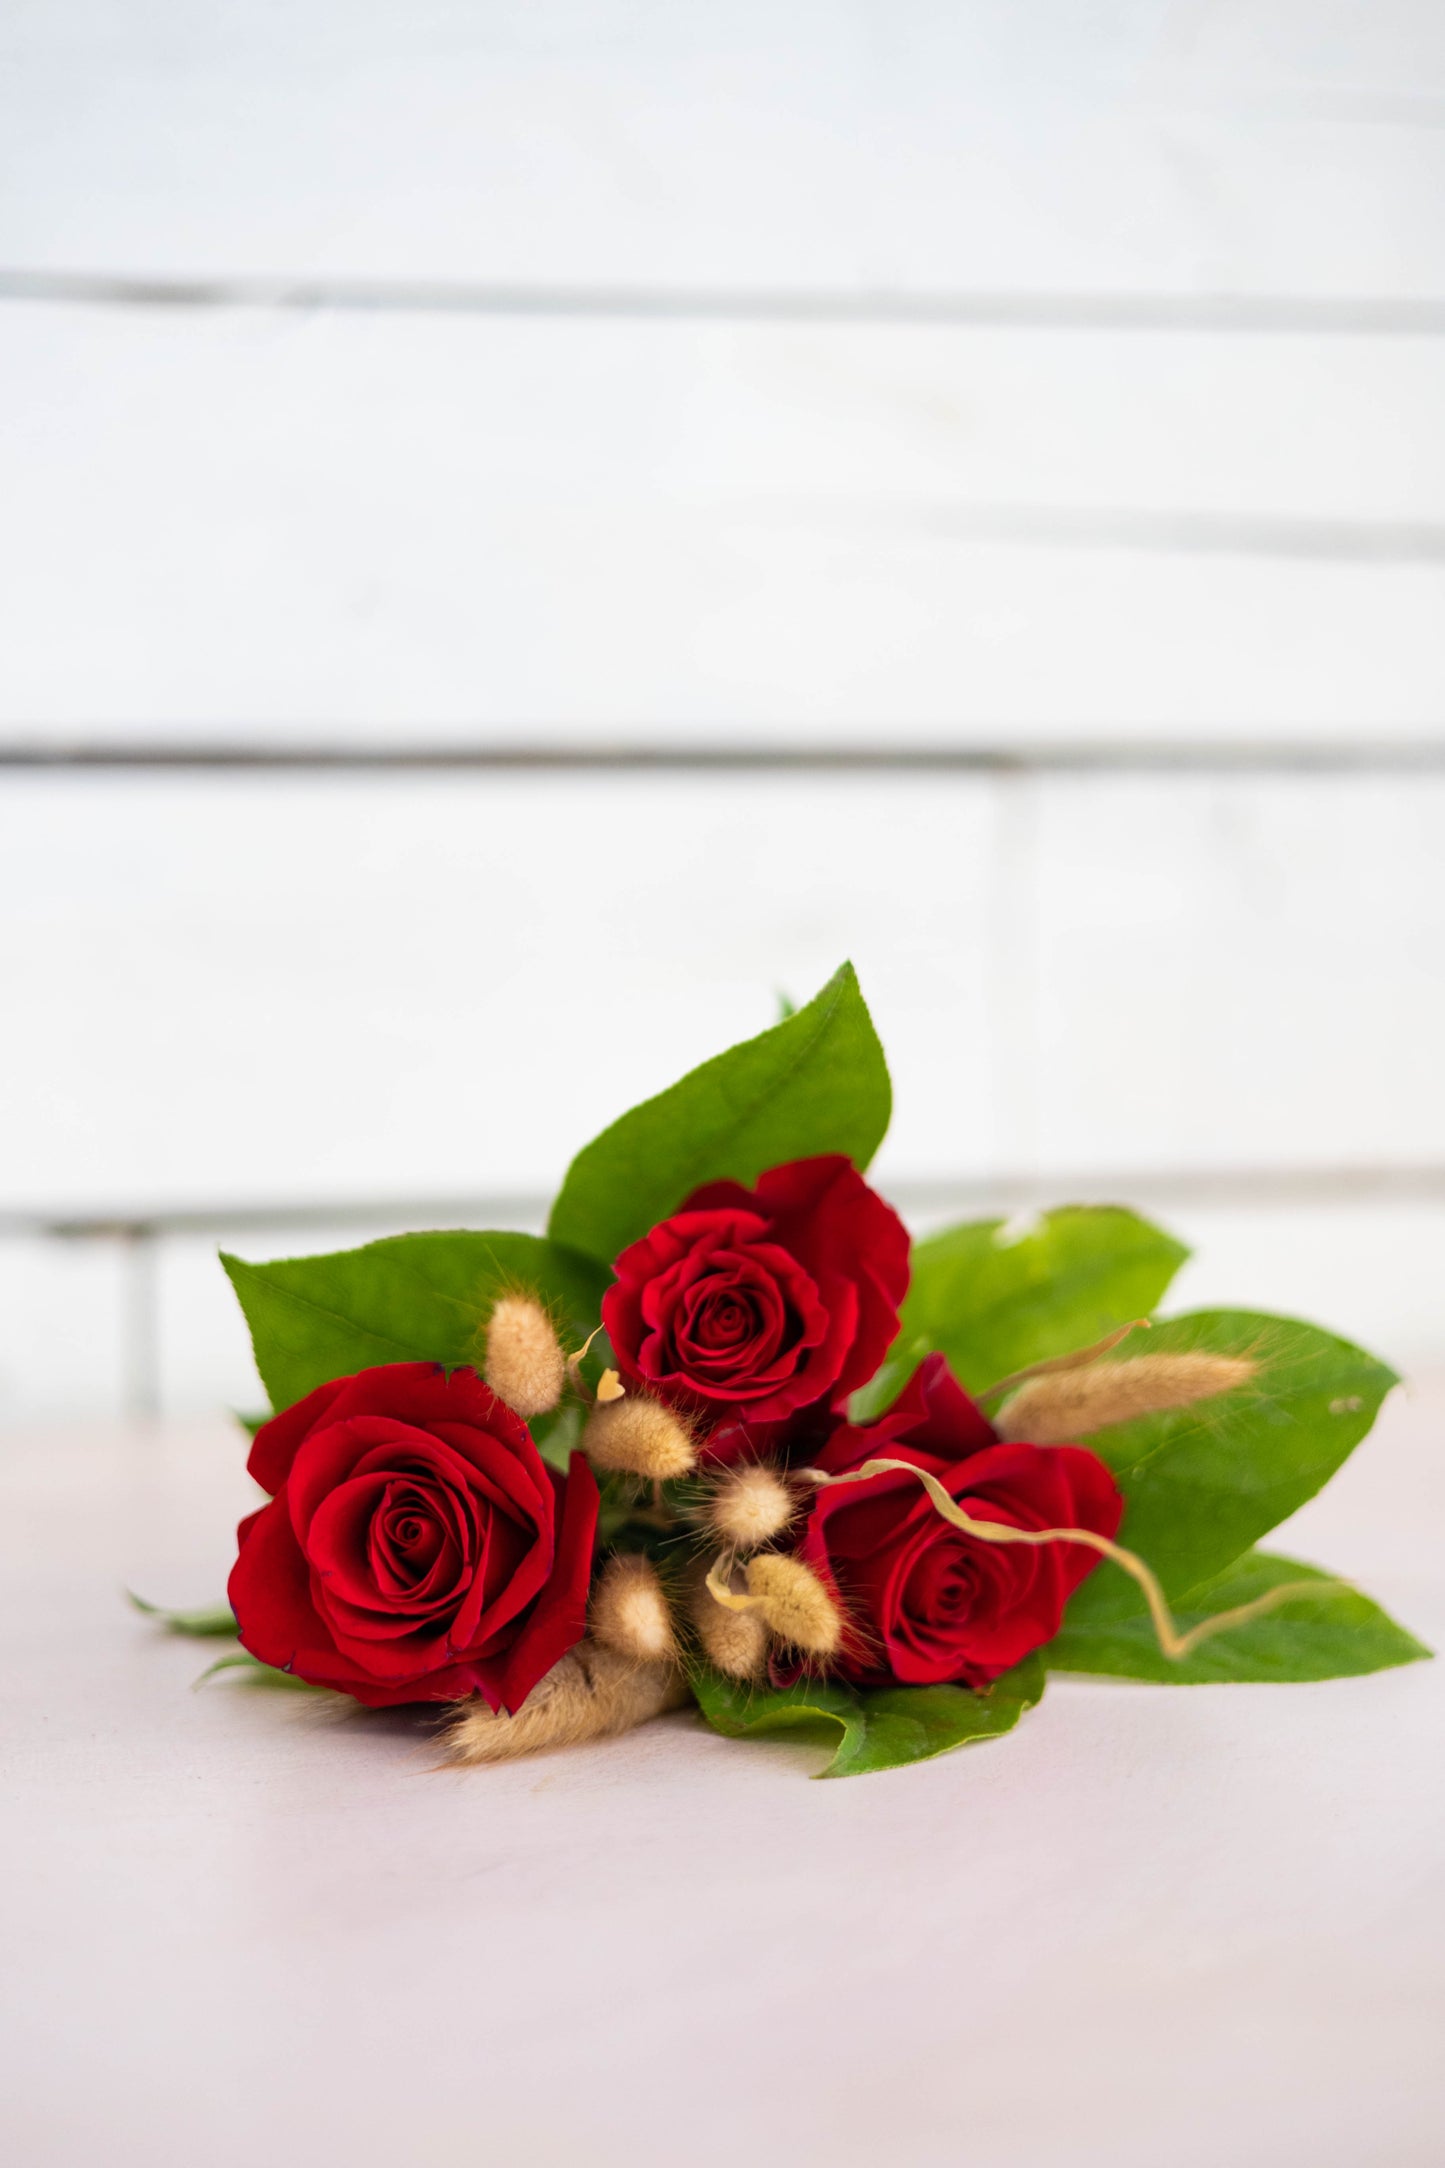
[1,771,1439,1213]
[2,305,1443,739]
[1,2,1442,301]
[1032,772,1445,1174]
[0,770,1004,1211]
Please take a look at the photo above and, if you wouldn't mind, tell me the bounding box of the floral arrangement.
[137,966,1429,1777]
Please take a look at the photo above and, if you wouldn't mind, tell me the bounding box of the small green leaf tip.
[193,1651,322,1691]
[127,1592,238,1637]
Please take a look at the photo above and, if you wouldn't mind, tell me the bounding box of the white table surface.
[4,1383,1443,2168]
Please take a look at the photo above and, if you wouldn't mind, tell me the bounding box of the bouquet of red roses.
[139,966,1428,1777]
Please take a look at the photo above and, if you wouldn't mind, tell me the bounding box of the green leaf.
[1064,1309,1399,1621]
[901,1206,1189,1395]
[194,1651,325,1691]
[1050,1548,1431,1683]
[222,1230,609,1413]
[828,1655,1046,1778]
[548,962,891,1266]
[127,1592,237,1637]
[846,1333,930,1423]
[689,1665,867,1774]
[530,1399,583,1474]
[688,1653,1044,1778]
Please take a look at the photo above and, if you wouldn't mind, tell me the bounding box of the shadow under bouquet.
[140,965,1430,1777]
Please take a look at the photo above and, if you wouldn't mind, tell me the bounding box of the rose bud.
[581,1392,696,1480]
[483,1292,567,1419]
[745,1553,843,1658]
[683,1558,770,1680]
[590,1552,678,1664]
[703,1462,796,1550]
[601,1155,910,1462]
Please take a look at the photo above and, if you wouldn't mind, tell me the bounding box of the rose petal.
[246,1374,350,1496]
[482,1454,600,1715]
[228,1496,379,1689]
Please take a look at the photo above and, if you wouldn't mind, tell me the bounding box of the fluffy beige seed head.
[581,1394,696,1480]
[590,1552,678,1664]
[443,1640,687,1766]
[996,1352,1258,1444]
[483,1293,566,1419]
[704,1463,796,1551]
[683,1558,770,1680]
[746,1552,843,1657]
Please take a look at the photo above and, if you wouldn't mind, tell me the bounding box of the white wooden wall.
[2,3,1443,1418]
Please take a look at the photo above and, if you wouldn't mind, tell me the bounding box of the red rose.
[227,1362,598,1710]
[796,1354,1122,1688]
[601,1155,909,1458]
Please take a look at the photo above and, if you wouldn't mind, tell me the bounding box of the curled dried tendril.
[795,1458,1354,1665]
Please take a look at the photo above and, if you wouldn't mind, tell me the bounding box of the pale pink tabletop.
[4,1384,1443,2167]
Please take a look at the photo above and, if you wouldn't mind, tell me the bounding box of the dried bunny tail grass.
[747,1555,843,1657]
[590,1552,678,1664]
[703,1551,844,1658]
[995,1352,1258,1444]
[702,1463,797,1550]
[483,1293,566,1419]
[442,1640,688,1767]
[997,1349,1259,1443]
[682,1557,770,1680]
[581,1393,696,1480]
[801,1456,1349,1667]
